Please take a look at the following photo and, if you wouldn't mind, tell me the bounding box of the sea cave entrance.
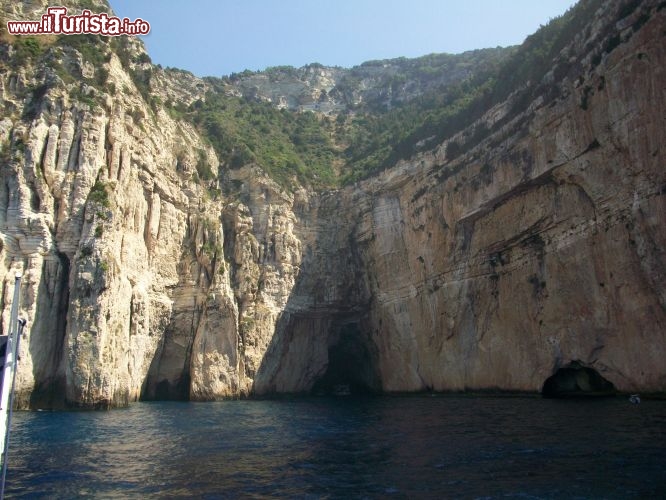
[542,362,616,398]
[311,321,380,396]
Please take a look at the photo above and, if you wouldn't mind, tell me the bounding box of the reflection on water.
[5,396,666,498]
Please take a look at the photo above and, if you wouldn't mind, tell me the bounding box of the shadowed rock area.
[310,322,381,395]
[542,362,616,398]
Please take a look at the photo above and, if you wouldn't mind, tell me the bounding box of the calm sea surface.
[3,395,666,498]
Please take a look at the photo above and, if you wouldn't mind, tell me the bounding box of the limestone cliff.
[0,0,253,407]
[0,0,664,408]
[251,0,666,396]
[218,48,509,113]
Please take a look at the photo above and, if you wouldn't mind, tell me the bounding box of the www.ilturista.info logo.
[6,6,150,36]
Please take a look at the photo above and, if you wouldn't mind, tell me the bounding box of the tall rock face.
[0,0,664,409]
[0,0,255,407]
[254,0,666,396]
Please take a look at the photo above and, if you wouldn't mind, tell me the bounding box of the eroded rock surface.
[0,0,664,408]
[255,0,666,396]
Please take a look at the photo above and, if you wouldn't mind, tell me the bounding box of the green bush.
[88,181,110,207]
[196,151,215,181]
[57,34,109,68]
[10,37,44,68]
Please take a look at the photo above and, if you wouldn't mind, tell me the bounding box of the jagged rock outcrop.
[0,0,249,407]
[0,0,664,409]
[218,48,509,113]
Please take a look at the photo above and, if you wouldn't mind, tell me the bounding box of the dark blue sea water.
[3,395,666,498]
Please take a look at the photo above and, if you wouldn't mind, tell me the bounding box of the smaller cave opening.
[311,322,380,396]
[150,373,191,401]
[542,362,616,398]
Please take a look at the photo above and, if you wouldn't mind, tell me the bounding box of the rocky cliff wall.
[253,0,666,395]
[0,0,664,408]
[0,0,305,407]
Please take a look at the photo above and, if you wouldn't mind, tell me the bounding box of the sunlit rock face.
[0,0,664,408]
[254,0,666,396]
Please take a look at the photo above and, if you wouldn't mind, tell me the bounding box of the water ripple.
[5,397,666,498]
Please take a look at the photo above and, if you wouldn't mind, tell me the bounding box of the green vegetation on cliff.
[1,0,610,192]
[188,48,509,189]
[337,0,606,182]
[191,81,339,189]
[185,0,607,190]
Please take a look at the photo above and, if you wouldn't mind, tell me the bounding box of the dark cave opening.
[542,362,616,398]
[311,322,380,396]
[152,373,191,401]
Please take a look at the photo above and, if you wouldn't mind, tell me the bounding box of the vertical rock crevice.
[142,212,239,401]
[25,251,69,409]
